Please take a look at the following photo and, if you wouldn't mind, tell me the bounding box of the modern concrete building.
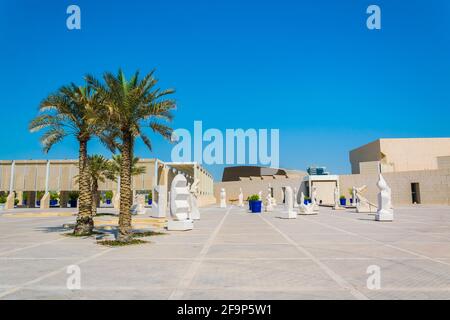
[350,138,450,174]
[0,159,215,209]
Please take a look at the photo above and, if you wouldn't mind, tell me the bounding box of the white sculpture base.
[40,192,50,209]
[298,205,318,215]
[278,211,297,219]
[4,193,15,210]
[167,219,194,231]
[375,211,393,222]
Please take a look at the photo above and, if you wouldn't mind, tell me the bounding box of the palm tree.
[29,83,102,235]
[86,69,176,242]
[108,154,146,177]
[86,155,114,216]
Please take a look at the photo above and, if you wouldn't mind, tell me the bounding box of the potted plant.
[147,190,152,205]
[22,192,28,206]
[248,194,262,213]
[304,196,311,205]
[105,191,113,205]
[340,195,347,206]
[36,191,45,206]
[50,191,59,206]
[68,191,79,208]
[0,194,5,210]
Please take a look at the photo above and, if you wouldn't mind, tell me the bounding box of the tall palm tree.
[86,69,176,242]
[86,155,114,216]
[29,83,102,235]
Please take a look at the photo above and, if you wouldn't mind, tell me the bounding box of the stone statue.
[311,186,319,212]
[278,186,296,219]
[265,193,273,212]
[131,194,147,215]
[376,174,394,221]
[238,188,244,207]
[333,187,344,210]
[167,174,193,230]
[355,185,377,213]
[298,192,316,215]
[293,187,299,208]
[189,179,200,220]
[220,188,227,208]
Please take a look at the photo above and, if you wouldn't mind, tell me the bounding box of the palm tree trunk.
[74,138,94,235]
[118,131,133,242]
[91,179,98,217]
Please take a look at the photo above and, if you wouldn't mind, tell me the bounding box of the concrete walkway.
[1,205,450,299]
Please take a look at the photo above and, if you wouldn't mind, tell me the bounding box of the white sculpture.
[352,187,357,207]
[167,174,193,231]
[293,187,299,208]
[131,194,147,215]
[278,186,296,219]
[355,185,377,213]
[298,192,316,215]
[189,179,200,220]
[220,188,227,208]
[311,186,319,212]
[333,187,344,210]
[238,188,244,207]
[265,193,274,212]
[376,174,394,221]
[151,185,167,218]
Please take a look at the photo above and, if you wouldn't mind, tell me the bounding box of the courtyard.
[0,205,450,300]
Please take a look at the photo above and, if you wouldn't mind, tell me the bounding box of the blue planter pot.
[251,200,262,213]
[106,199,111,205]
[249,200,254,211]
[50,200,57,206]
[340,198,347,206]
[148,199,152,205]
[350,199,353,204]
[69,200,77,208]
[36,200,41,206]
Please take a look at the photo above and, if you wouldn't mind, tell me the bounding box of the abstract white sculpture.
[375,174,394,221]
[293,187,299,208]
[151,185,167,218]
[333,187,344,210]
[278,186,296,219]
[265,193,274,212]
[298,192,316,215]
[131,194,147,215]
[238,188,244,207]
[355,185,377,213]
[167,174,193,231]
[220,188,227,208]
[311,186,319,212]
[189,179,200,220]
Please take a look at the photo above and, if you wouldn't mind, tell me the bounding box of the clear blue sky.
[1,0,449,180]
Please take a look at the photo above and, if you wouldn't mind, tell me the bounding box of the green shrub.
[68,191,79,201]
[104,190,113,200]
[0,194,6,204]
[340,195,346,200]
[248,194,260,201]
[148,190,152,200]
[50,191,59,201]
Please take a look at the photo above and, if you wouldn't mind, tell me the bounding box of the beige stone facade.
[350,138,450,174]
[0,159,215,208]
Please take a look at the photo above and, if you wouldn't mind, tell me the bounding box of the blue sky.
[1,0,449,180]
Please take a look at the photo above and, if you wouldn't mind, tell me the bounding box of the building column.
[40,161,51,209]
[5,161,15,209]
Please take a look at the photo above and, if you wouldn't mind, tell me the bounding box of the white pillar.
[45,160,50,193]
[9,161,15,193]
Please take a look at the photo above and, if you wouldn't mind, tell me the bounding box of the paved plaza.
[1,205,450,299]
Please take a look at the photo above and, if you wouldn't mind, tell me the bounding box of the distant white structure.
[298,192,316,215]
[293,187,299,208]
[189,179,200,220]
[333,187,344,211]
[265,193,274,212]
[167,174,193,231]
[279,186,296,219]
[238,188,244,207]
[220,188,227,208]
[311,186,319,212]
[376,174,394,221]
